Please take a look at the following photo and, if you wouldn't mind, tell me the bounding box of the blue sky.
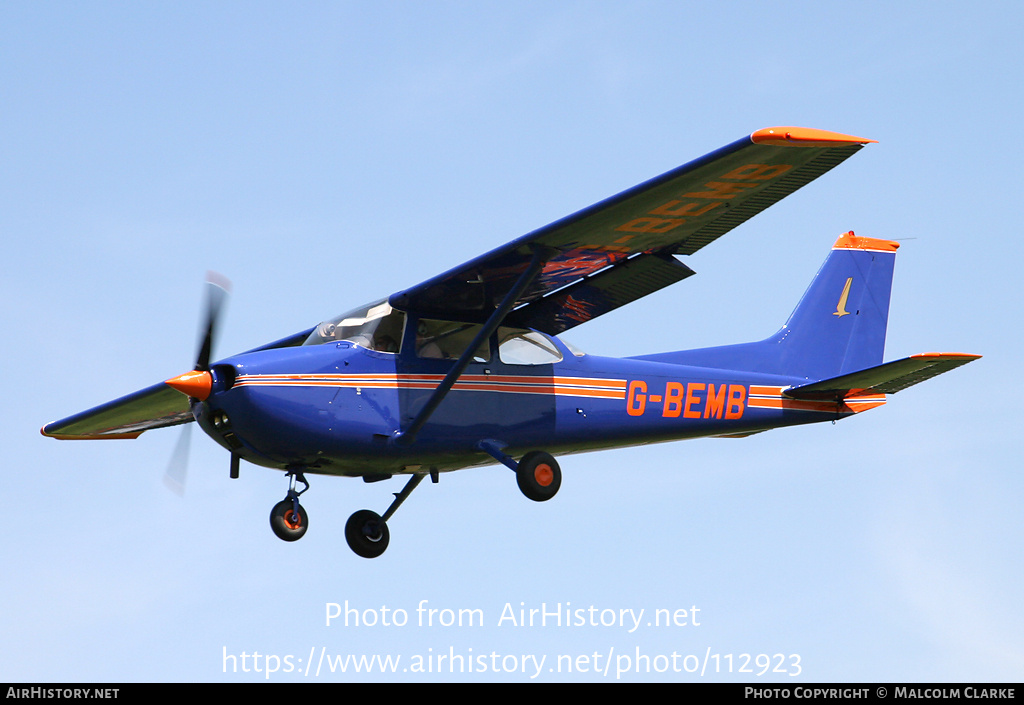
[3,1,1022,682]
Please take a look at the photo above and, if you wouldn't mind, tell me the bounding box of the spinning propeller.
[162,273,231,495]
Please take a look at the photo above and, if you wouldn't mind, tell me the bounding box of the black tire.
[345,509,390,558]
[516,451,561,502]
[270,499,309,542]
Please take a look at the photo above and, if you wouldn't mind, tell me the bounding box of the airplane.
[42,127,980,558]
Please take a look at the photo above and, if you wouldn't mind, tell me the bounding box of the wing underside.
[506,252,696,333]
[41,382,192,439]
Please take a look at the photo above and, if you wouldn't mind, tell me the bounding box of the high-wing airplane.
[42,127,980,558]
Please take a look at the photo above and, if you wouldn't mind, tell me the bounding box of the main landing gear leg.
[345,473,425,559]
[270,469,309,542]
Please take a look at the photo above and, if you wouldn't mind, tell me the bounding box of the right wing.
[390,127,876,333]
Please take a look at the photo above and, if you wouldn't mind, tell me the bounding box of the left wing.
[41,382,191,439]
[41,327,314,440]
[390,127,875,333]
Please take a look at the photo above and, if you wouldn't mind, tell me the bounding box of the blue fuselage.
[195,334,865,477]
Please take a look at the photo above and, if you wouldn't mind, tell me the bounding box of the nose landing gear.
[270,470,309,542]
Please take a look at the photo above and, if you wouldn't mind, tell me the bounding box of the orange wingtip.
[751,127,876,147]
[165,370,213,400]
[832,231,899,252]
[910,352,983,361]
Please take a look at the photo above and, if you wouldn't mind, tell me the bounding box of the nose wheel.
[270,499,308,541]
[270,470,309,542]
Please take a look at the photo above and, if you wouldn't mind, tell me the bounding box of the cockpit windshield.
[303,299,405,352]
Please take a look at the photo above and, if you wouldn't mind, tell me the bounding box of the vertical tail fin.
[635,232,900,381]
[774,231,898,380]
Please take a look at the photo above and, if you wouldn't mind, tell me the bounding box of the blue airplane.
[42,127,979,558]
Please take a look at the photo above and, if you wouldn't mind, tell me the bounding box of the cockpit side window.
[304,300,405,353]
[415,319,489,361]
[497,327,563,365]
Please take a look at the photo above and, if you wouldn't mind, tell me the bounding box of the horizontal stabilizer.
[784,353,981,402]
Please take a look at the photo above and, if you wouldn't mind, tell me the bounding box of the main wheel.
[345,509,390,558]
[270,499,309,541]
[516,451,561,502]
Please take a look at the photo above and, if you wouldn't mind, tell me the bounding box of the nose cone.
[165,370,213,401]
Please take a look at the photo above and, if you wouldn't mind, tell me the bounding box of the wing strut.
[393,246,552,446]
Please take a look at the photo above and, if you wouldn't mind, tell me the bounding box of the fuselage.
[194,330,881,477]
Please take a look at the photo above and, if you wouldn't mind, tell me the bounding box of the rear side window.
[497,328,563,365]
